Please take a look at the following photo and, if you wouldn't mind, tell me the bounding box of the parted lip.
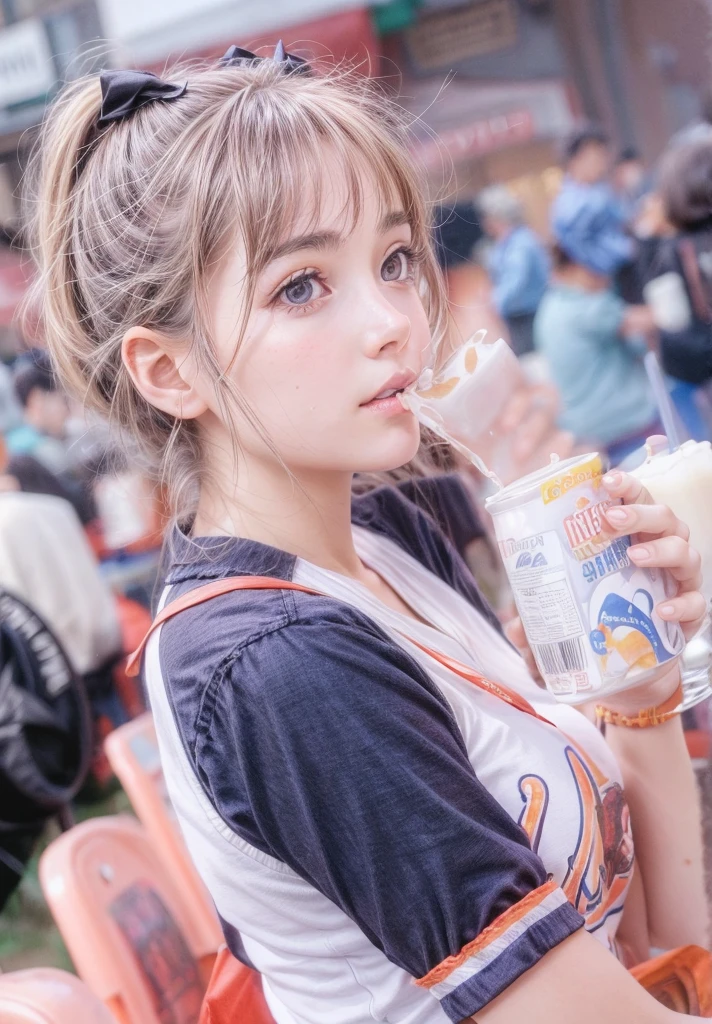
[362,369,418,405]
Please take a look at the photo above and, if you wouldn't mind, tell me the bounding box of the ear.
[122,328,208,421]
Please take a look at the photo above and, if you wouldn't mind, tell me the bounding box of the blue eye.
[284,277,313,304]
[280,273,325,307]
[381,249,411,283]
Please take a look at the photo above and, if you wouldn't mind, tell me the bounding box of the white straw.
[644,351,683,452]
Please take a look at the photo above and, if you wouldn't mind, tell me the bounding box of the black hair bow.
[219,40,311,76]
[97,41,310,127]
[98,70,187,126]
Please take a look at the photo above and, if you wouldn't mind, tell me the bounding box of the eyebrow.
[267,210,411,264]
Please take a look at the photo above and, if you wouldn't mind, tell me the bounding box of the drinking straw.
[644,351,683,451]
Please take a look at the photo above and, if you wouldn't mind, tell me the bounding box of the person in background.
[0,361,23,437]
[0,434,121,679]
[0,452,96,524]
[7,350,71,475]
[612,146,650,222]
[431,202,574,482]
[534,245,659,464]
[0,432,125,784]
[551,125,634,280]
[478,185,549,356]
[431,201,506,343]
[638,140,712,437]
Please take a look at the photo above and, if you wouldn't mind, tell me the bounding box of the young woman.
[27,50,708,1023]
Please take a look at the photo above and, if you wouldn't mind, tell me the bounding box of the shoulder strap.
[678,238,712,323]
[128,575,550,724]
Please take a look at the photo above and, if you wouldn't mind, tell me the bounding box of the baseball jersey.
[144,483,631,1023]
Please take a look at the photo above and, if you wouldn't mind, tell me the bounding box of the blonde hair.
[23,56,448,521]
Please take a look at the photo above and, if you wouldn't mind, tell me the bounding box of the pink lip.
[360,393,412,417]
[360,369,418,409]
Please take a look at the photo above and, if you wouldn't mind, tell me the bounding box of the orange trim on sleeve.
[415,879,560,989]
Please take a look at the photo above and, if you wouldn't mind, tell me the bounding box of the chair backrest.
[0,967,116,1023]
[39,815,218,1024]
[632,944,712,1015]
[104,713,222,951]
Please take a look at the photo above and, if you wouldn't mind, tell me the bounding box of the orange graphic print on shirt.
[518,744,633,933]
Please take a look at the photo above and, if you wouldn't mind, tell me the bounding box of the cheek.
[235,316,340,420]
[408,300,434,363]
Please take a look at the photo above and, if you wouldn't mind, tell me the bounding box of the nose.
[359,287,411,359]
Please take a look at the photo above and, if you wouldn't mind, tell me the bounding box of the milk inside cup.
[485,453,685,705]
[642,272,693,333]
[400,332,524,484]
[631,439,712,711]
[631,439,712,604]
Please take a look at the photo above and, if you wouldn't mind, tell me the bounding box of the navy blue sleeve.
[195,611,583,1020]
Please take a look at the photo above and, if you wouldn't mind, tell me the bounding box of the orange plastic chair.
[632,945,712,1016]
[104,712,222,951]
[39,815,219,1024]
[199,946,275,1024]
[0,967,116,1022]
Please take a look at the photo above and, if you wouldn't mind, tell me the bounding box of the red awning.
[146,8,380,74]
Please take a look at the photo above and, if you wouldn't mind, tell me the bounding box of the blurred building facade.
[381,0,712,233]
[0,0,711,347]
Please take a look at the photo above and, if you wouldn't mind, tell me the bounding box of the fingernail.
[603,472,622,487]
[659,603,675,616]
[606,507,628,525]
[631,545,651,561]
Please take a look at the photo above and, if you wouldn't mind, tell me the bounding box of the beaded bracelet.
[595,681,683,729]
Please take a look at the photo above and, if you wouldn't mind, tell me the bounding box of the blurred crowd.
[436,108,712,468]
[0,348,161,839]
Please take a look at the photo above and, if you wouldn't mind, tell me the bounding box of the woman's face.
[203,164,432,475]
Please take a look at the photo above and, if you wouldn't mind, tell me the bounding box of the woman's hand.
[492,382,575,486]
[601,470,705,641]
[506,469,705,710]
[596,469,705,712]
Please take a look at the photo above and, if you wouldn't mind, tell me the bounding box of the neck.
[194,441,362,577]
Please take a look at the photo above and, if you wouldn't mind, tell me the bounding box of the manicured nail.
[659,603,675,616]
[606,507,628,525]
[603,472,622,487]
[630,545,651,561]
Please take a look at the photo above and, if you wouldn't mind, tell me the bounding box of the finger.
[497,388,533,433]
[604,502,689,542]
[601,470,653,507]
[628,537,702,587]
[657,591,708,639]
[512,407,552,461]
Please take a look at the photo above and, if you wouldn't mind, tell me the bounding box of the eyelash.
[272,245,424,315]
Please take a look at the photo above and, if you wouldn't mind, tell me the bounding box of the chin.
[358,423,422,474]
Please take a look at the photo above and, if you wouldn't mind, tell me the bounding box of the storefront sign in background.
[0,19,54,109]
[405,0,517,72]
[417,108,534,167]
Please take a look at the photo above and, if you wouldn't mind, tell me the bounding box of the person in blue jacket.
[551,126,634,279]
[479,185,549,356]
